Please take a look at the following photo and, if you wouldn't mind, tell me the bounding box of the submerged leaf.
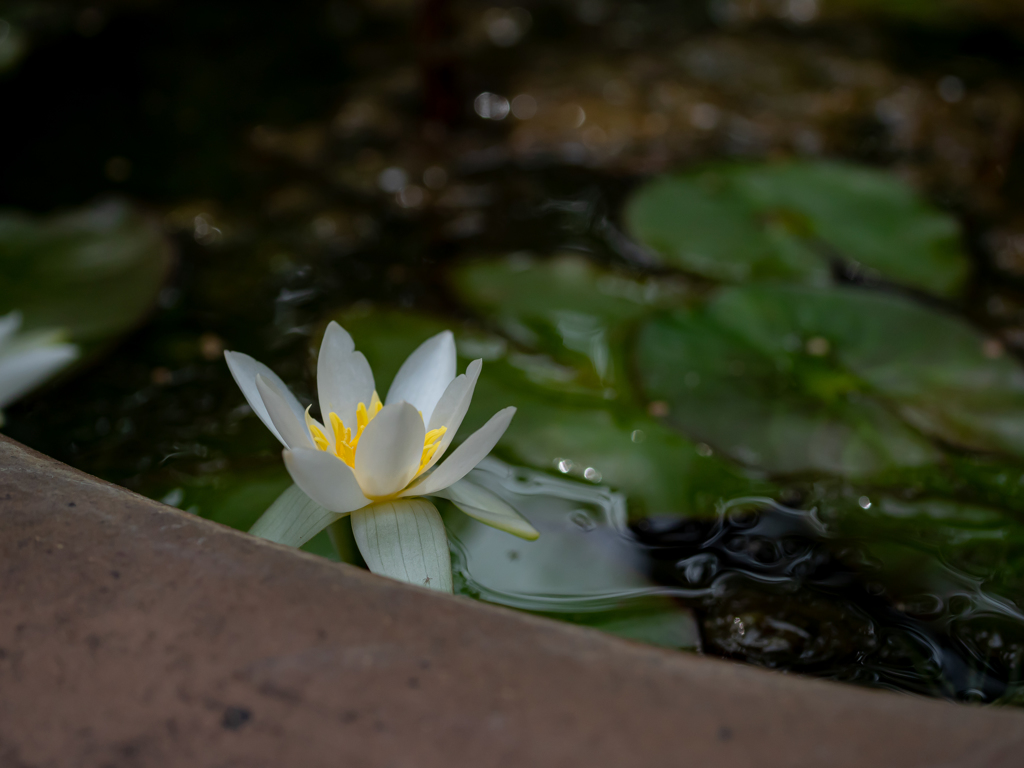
[351,498,453,592]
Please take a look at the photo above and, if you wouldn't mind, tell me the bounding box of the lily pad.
[451,252,690,395]
[624,162,968,297]
[331,307,773,518]
[710,285,1024,458]
[624,172,828,285]
[638,283,1024,475]
[0,199,173,351]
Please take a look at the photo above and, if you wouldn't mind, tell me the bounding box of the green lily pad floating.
[639,283,1024,476]
[624,162,968,298]
[624,172,828,285]
[329,306,773,518]
[444,458,700,651]
[0,199,173,352]
[451,252,690,396]
[638,305,939,477]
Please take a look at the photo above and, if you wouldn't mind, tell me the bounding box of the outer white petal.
[434,477,539,540]
[404,407,515,496]
[283,448,371,514]
[249,484,343,548]
[385,330,456,425]
[317,321,375,431]
[354,402,425,498]
[224,350,305,447]
[0,343,78,409]
[351,498,453,592]
[256,375,313,449]
[0,311,22,350]
[423,359,482,471]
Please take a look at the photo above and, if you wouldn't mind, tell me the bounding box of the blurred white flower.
[225,322,538,591]
[0,311,78,427]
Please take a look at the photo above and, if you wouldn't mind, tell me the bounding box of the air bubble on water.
[474,92,510,120]
[556,458,574,473]
[377,166,407,193]
[483,7,531,48]
[938,75,965,104]
[858,496,872,509]
[423,166,448,189]
[570,509,597,532]
[678,553,719,585]
[583,467,602,482]
[511,94,537,120]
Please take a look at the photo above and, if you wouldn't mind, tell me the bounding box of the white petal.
[283,448,370,514]
[0,311,22,350]
[423,359,482,471]
[249,484,345,548]
[434,478,539,540]
[351,498,453,592]
[385,330,456,425]
[224,350,305,447]
[317,321,374,430]
[256,375,313,449]
[404,407,515,496]
[354,402,425,498]
[0,343,78,409]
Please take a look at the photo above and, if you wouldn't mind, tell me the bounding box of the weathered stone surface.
[1,434,1022,767]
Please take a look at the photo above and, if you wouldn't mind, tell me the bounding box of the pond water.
[6,0,1024,704]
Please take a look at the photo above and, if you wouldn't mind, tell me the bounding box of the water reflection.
[449,460,1024,701]
[444,457,701,651]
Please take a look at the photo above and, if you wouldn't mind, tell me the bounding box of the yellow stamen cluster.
[306,391,446,475]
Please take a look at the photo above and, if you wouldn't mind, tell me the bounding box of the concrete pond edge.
[2,434,1023,767]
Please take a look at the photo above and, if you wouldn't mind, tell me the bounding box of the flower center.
[305,390,446,475]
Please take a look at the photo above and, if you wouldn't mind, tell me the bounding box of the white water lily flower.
[0,311,78,427]
[225,321,539,592]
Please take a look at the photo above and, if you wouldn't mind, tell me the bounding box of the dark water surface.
[7,0,1024,704]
